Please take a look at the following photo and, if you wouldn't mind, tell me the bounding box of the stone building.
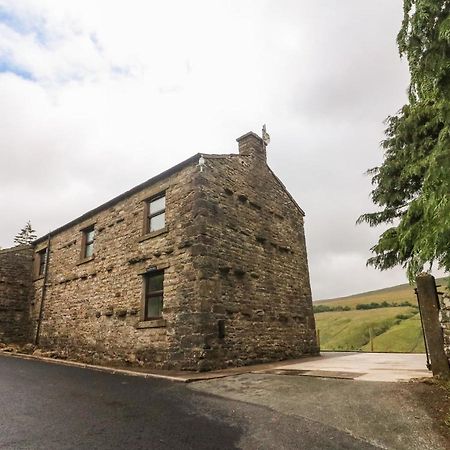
[1,132,318,371]
[0,246,33,344]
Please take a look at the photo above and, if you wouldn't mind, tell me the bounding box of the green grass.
[313,277,448,353]
[360,313,425,353]
[315,307,424,352]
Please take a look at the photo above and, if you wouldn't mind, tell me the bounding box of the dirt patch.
[410,378,450,445]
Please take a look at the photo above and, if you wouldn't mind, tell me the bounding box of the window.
[144,270,164,320]
[36,248,47,277]
[145,193,166,234]
[81,225,95,259]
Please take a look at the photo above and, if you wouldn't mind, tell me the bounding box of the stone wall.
[439,291,450,358]
[0,246,33,343]
[191,136,318,370]
[32,163,203,370]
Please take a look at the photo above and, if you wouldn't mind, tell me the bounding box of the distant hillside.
[315,277,448,309]
[314,277,447,353]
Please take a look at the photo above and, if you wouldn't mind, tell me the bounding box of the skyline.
[1,1,443,298]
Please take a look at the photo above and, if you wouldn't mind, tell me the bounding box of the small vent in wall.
[218,319,225,338]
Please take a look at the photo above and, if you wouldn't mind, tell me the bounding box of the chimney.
[236,131,266,162]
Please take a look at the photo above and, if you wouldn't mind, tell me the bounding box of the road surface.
[0,354,376,449]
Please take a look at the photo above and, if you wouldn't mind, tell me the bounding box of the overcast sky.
[1,1,441,299]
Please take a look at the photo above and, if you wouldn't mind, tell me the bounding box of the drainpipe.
[35,234,51,346]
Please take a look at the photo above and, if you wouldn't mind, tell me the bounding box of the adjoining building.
[0,132,318,371]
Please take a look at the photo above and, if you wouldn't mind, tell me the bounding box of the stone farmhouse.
[0,132,318,371]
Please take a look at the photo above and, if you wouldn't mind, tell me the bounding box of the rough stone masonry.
[439,292,450,359]
[0,246,33,344]
[1,132,319,371]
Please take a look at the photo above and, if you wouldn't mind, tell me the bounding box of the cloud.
[1,0,439,298]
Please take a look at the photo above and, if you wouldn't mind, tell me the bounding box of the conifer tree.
[358,1,450,280]
[14,220,37,246]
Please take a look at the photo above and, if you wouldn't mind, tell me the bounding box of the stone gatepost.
[416,273,450,379]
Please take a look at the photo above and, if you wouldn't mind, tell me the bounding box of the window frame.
[80,224,95,260]
[35,247,47,278]
[143,192,166,235]
[143,270,164,321]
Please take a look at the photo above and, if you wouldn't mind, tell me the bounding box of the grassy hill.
[315,277,447,309]
[316,283,417,308]
[360,314,425,353]
[315,307,423,352]
[314,277,447,353]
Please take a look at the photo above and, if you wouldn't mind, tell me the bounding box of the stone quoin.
[0,132,318,371]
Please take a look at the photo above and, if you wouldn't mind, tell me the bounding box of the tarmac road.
[0,354,377,450]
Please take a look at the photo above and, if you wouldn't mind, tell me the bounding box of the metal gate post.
[414,287,431,370]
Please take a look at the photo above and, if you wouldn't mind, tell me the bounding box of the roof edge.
[34,153,201,245]
[204,153,305,215]
[0,244,32,255]
[267,166,305,217]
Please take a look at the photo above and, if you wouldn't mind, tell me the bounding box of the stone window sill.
[77,256,95,266]
[138,227,168,243]
[136,319,166,329]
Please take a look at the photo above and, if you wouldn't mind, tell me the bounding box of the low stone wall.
[0,246,33,343]
[439,291,450,358]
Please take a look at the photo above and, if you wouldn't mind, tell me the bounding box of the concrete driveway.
[267,352,432,382]
[190,372,449,450]
[188,352,447,449]
[179,352,432,383]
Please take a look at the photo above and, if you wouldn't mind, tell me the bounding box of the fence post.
[416,273,450,379]
[369,328,374,352]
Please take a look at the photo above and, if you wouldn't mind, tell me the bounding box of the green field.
[361,314,425,352]
[312,278,448,353]
[315,307,423,352]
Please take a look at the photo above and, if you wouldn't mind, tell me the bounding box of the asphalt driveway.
[0,354,380,450]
